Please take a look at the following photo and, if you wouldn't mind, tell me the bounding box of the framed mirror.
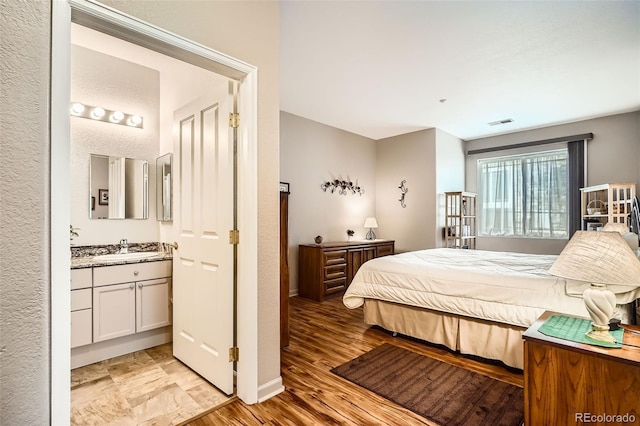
[156,153,173,221]
[89,154,148,219]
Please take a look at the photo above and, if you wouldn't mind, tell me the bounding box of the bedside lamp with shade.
[550,231,640,343]
[364,217,378,240]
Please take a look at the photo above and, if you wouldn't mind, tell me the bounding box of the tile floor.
[70,343,231,425]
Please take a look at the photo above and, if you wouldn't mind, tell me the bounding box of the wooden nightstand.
[523,311,640,425]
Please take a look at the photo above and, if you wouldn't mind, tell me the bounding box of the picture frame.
[98,189,109,205]
[279,182,290,193]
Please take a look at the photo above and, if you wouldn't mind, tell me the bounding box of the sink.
[92,252,160,262]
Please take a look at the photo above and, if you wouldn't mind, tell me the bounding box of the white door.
[172,82,235,395]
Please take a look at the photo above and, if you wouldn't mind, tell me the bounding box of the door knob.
[169,242,178,250]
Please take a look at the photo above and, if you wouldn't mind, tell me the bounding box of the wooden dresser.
[523,311,640,425]
[298,240,394,302]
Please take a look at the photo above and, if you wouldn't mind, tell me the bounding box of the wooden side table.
[523,311,640,425]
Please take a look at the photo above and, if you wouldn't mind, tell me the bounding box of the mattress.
[343,248,640,328]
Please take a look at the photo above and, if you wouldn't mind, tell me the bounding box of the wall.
[280,112,376,295]
[98,0,281,395]
[0,1,51,424]
[434,129,466,247]
[376,129,437,252]
[376,128,466,252]
[466,111,640,254]
[70,23,232,243]
[70,45,160,245]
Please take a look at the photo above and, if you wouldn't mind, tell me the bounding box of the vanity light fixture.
[69,102,143,129]
[70,102,85,115]
[127,115,142,127]
[109,110,124,123]
[90,107,105,119]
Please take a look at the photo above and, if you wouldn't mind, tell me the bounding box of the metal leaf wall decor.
[321,177,365,195]
[398,180,408,208]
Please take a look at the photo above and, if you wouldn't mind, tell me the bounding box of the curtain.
[479,149,568,238]
[567,140,586,237]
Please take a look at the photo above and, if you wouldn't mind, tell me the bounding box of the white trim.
[51,2,264,422]
[257,377,285,403]
[51,2,72,424]
[235,70,260,404]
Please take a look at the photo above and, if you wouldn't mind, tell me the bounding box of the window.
[477,149,568,238]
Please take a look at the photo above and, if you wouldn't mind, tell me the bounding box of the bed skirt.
[363,299,526,369]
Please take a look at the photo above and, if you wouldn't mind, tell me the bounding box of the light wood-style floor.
[71,343,231,425]
[186,296,523,425]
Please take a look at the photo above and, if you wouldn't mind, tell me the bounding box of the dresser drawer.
[93,260,172,287]
[71,268,92,290]
[324,277,347,294]
[377,244,394,257]
[71,288,92,311]
[323,250,347,266]
[324,263,347,281]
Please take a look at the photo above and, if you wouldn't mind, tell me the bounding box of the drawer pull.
[138,283,144,288]
[129,284,134,289]
[134,271,139,276]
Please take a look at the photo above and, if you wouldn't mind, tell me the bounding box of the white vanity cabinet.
[70,268,93,348]
[92,260,172,343]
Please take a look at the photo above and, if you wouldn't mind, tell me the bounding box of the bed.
[343,248,640,369]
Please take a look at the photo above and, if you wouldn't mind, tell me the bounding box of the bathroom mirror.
[156,153,173,221]
[89,154,149,219]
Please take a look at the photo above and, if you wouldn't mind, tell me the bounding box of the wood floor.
[186,296,523,425]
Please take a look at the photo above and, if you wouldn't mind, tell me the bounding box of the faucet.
[119,239,129,254]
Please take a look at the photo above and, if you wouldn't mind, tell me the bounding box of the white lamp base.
[585,324,617,344]
[583,284,617,344]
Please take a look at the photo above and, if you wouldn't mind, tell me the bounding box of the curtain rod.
[467,133,593,156]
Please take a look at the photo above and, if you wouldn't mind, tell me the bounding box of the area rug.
[330,343,524,426]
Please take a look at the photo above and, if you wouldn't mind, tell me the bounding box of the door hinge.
[229,346,239,362]
[229,112,240,128]
[229,229,240,245]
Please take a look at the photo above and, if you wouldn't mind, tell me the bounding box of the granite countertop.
[70,242,173,269]
[71,253,173,269]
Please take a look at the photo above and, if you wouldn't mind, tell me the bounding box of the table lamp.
[549,231,640,343]
[364,217,378,240]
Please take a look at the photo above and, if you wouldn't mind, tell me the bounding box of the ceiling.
[279,1,640,141]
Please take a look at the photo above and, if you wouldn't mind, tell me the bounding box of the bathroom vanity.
[70,253,172,369]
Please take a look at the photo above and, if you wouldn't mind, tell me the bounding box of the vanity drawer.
[71,309,92,348]
[71,288,92,311]
[71,268,92,290]
[93,260,172,287]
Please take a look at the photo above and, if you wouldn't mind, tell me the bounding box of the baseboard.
[257,376,284,402]
[71,326,172,369]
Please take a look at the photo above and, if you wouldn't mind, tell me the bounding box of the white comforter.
[343,248,640,328]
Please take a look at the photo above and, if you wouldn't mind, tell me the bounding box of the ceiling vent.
[488,118,513,126]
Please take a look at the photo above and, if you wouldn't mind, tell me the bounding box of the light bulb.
[110,111,124,123]
[91,107,105,119]
[127,115,142,127]
[70,103,85,115]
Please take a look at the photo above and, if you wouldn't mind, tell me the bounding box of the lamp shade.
[602,222,629,235]
[549,231,640,287]
[363,217,378,229]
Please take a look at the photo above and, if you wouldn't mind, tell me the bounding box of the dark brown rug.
[331,343,524,426]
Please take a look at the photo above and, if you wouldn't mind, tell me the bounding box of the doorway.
[51,2,260,423]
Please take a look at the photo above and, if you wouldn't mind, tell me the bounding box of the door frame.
[51,1,260,423]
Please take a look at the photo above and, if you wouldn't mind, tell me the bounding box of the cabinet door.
[136,278,172,333]
[93,282,136,342]
[71,309,92,348]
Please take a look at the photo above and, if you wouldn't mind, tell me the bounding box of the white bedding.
[343,248,640,328]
